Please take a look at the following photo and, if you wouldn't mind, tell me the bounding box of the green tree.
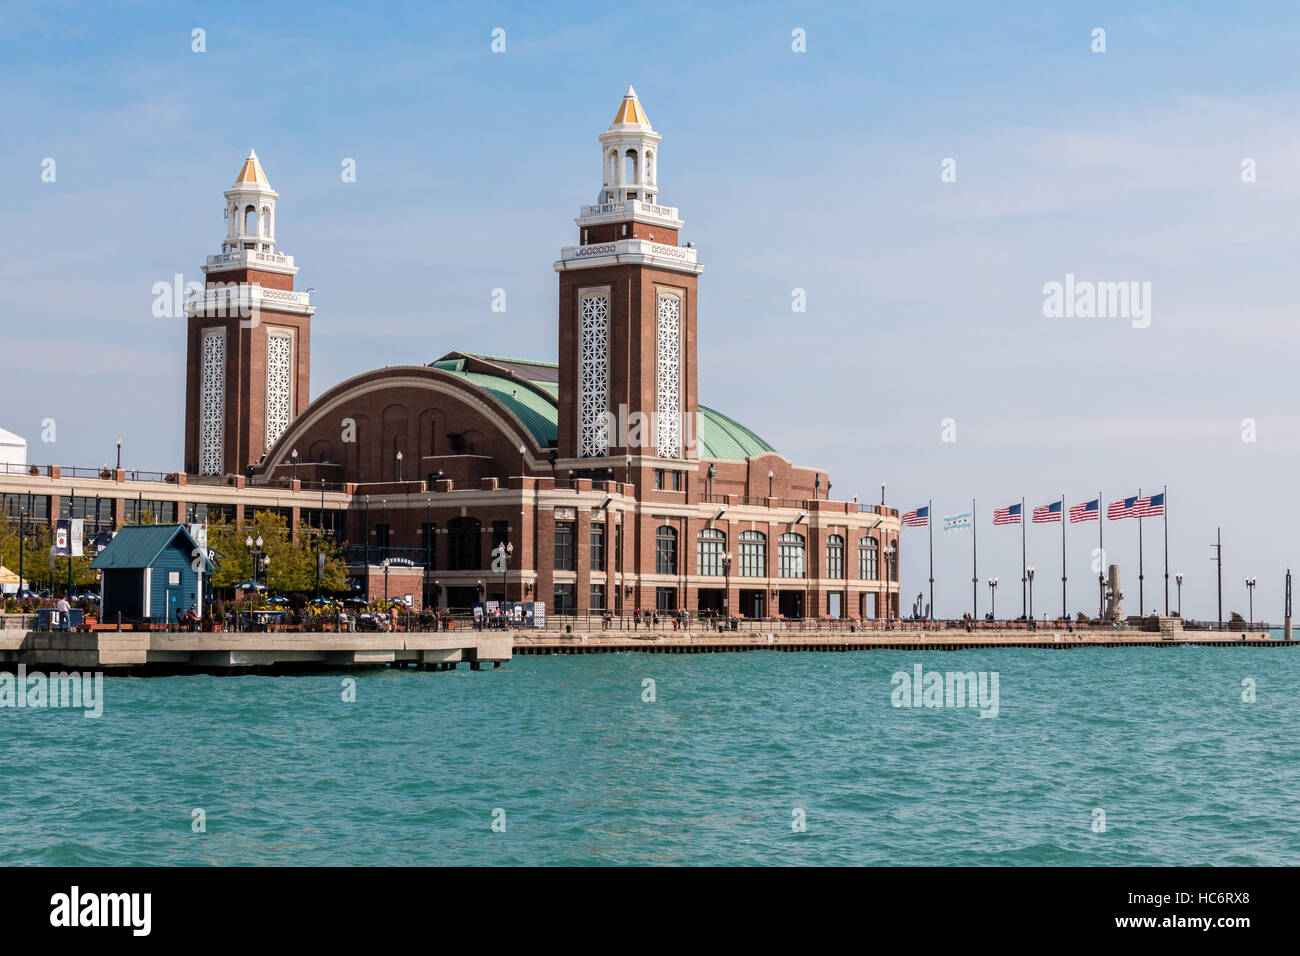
[207,510,346,595]
[0,514,98,591]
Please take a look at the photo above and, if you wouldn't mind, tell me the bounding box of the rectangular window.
[554,583,575,615]
[671,471,682,491]
[123,499,177,524]
[654,469,665,490]
[589,584,605,611]
[614,523,623,573]
[554,520,575,571]
[655,526,677,575]
[860,538,879,580]
[656,586,677,611]
[697,531,725,576]
[739,533,766,577]
[590,523,605,571]
[2,494,50,521]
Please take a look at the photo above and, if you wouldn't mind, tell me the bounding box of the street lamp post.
[115,437,122,471]
[1026,566,1035,620]
[1246,577,1256,630]
[17,507,25,601]
[246,535,266,588]
[768,470,774,498]
[722,551,732,621]
[519,443,526,477]
[396,450,403,482]
[290,448,299,483]
[1175,571,1183,617]
[988,576,998,621]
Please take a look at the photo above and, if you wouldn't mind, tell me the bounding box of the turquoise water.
[2,647,1297,865]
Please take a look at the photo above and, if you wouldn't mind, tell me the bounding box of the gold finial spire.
[234,149,271,188]
[610,86,651,128]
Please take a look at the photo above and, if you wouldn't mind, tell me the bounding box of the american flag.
[901,506,929,527]
[1069,499,1100,523]
[1134,492,1165,518]
[1032,501,1062,523]
[992,503,1022,525]
[1107,495,1140,520]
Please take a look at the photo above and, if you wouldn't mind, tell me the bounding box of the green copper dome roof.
[431,353,775,460]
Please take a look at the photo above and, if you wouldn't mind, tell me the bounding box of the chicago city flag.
[944,512,973,533]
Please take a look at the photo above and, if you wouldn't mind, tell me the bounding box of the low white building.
[0,427,27,468]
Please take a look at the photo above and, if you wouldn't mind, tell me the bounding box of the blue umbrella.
[235,581,266,590]
[268,595,289,604]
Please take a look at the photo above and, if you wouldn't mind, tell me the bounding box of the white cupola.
[598,87,662,205]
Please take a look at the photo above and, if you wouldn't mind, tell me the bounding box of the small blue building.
[90,524,211,626]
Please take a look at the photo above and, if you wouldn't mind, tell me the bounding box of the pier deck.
[0,630,512,673]
[512,627,1290,653]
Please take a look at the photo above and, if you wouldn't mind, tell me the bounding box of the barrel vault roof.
[430,353,775,460]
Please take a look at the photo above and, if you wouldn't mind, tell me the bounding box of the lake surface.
[2,646,1297,865]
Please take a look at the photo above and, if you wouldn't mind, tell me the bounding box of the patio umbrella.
[235,581,266,591]
[344,597,367,605]
[268,595,289,604]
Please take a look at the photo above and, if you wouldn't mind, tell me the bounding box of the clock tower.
[183,151,315,477]
[554,88,704,471]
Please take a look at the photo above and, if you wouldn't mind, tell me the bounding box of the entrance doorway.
[697,588,725,614]
[778,590,803,619]
[739,589,765,619]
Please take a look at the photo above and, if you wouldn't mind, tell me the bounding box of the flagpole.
[971,498,977,620]
[928,498,934,621]
[1098,489,1104,621]
[1060,494,1067,620]
[1138,486,1144,615]
[1020,496,1027,620]
[1163,484,1169,615]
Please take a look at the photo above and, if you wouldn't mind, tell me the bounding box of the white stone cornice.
[555,239,703,275]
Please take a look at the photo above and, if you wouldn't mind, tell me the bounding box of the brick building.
[4,89,900,619]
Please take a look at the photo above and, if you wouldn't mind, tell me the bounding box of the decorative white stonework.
[265,331,293,450]
[199,328,225,476]
[656,295,682,458]
[578,292,610,458]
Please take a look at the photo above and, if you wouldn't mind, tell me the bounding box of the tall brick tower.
[183,151,315,476]
[554,88,704,469]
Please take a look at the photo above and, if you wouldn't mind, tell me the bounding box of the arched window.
[655,525,677,575]
[697,528,725,576]
[448,517,482,570]
[826,534,844,579]
[738,530,766,577]
[244,206,257,236]
[261,207,270,237]
[624,149,638,184]
[778,532,805,578]
[608,150,618,185]
[859,536,879,580]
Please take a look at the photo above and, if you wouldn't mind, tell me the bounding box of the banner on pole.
[70,518,84,557]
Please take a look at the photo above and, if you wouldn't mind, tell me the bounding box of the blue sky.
[2,0,1299,620]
